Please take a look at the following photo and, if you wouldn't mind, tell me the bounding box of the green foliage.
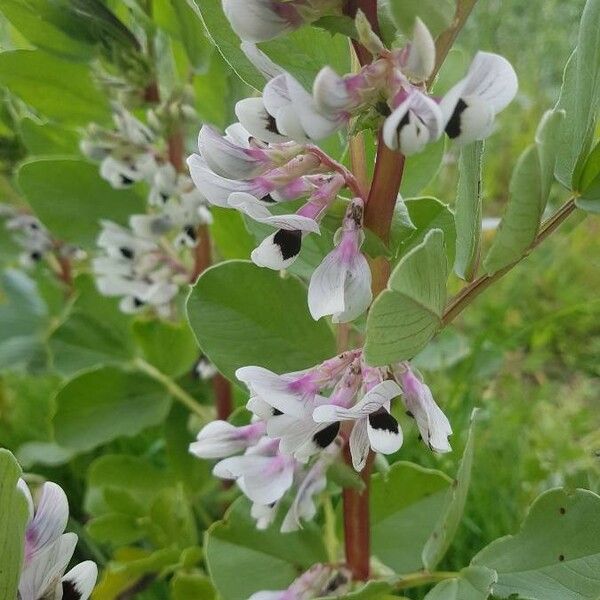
[53,366,172,452]
[365,229,448,365]
[17,159,145,248]
[575,139,600,211]
[0,449,29,598]
[400,137,446,199]
[205,498,328,600]
[424,566,497,600]
[371,462,452,573]
[385,0,455,38]
[186,260,336,381]
[473,488,600,599]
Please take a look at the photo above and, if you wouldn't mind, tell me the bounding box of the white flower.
[308,198,372,323]
[313,380,403,471]
[402,18,436,82]
[440,51,518,144]
[189,420,267,459]
[383,90,444,154]
[17,480,97,600]
[397,365,452,453]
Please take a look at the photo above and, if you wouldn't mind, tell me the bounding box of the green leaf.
[87,513,145,546]
[412,328,471,371]
[0,50,109,123]
[536,109,565,206]
[424,567,497,600]
[365,229,448,366]
[483,145,543,275]
[454,141,484,281]
[0,269,48,370]
[575,139,600,212]
[391,197,456,266]
[385,0,455,38]
[17,158,145,247]
[19,118,80,156]
[171,572,216,600]
[150,486,198,549]
[193,51,231,127]
[371,462,452,573]
[210,207,257,260]
[186,260,336,381]
[326,580,395,600]
[422,409,482,570]
[49,310,135,376]
[133,319,198,378]
[53,366,172,452]
[169,0,213,71]
[400,136,446,199]
[205,497,328,600]
[0,449,29,599]
[259,27,350,92]
[187,0,263,90]
[473,488,600,600]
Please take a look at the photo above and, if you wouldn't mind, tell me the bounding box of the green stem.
[134,357,213,421]
[322,492,339,563]
[395,571,458,591]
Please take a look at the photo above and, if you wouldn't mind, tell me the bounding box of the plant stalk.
[395,571,458,591]
[442,198,578,325]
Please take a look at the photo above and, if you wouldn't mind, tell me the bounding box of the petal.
[222,0,299,42]
[241,42,285,80]
[189,421,247,459]
[263,74,291,118]
[274,104,309,142]
[313,66,352,114]
[243,460,294,505]
[251,501,279,530]
[246,396,277,421]
[281,463,327,532]
[235,97,289,144]
[248,592,286,600]
[198,125,267,180]
[308,247,347,321]
[367,408,403,454]
[213,455,270,480]
[25,482,69,562]
[349,418,370,471]
[61,561,98,600]
[19,533,77,600]
[403,18,436,81]
[332,252,372,324]
[251,229,303,270]
[383,103,430,155]
[17,479,34,522]
[443,96,494,144]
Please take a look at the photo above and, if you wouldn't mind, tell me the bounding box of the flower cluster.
[188,17,517,322]
[83,104,213,316]
[17,479,97,600]
[190,351,451,530]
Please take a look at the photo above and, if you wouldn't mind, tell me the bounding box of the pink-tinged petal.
[198,125,268,180]
[25,482,69,563]
[19,533,77,600]
[403,18,435,81]
[223,0,301,42]
[349,418,370,471]
[334,251,372,323]
[366,408,403,454]
[235,97,289,144]
[248,592,287,600]
[189,420,266,459]
[61,561,98,600]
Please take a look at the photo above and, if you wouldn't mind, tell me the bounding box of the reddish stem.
[307,145,367,199]
[342,445,373,580]
[168,127,185,173]
[190,223,212,283]
[144,81,160,104]
[213,373,234,421]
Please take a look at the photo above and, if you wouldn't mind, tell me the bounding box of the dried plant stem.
[442,198,578,325]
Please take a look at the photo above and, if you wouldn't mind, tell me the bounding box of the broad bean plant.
[0,0,598,599]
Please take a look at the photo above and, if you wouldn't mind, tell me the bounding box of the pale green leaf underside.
[473,488,600,600]
[424,566,497,600]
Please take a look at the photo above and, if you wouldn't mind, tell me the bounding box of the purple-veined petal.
[190,420,266,459]
[313,66,352,114]
[349,418,370,471]
[235,97,290,144]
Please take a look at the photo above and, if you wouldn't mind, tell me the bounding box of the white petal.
[251,502,279,530]
[246,396,276,421]
[313,66,351,114]
[333,252,372,323]
[248,592,286,600]
[62,561,98,600]
[140,282,178,305]
[281,463,326,532]
[213,455,269,480]
[461,51,518,113]
[275,104,309,142]
[25,482,69,561]
[383,103,429,155]
[241,42,285,80]
[243,460,294,505]
[285,74,342,140]
[229,192,320,232]
[235,97,289,144]
[129,214,172,239]
[404,18,436,81]
[17,479,34,522]
[366,409,403,454]
[263,74,291,118]
[443,95,494,144]
[222,0,297,42]
[308,248,347,321]
[225,122,253,147]
[189,421,247,459]
[251,230,302,270]
[349,418,370,471]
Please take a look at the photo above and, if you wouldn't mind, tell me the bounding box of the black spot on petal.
[265,112,281,135]
[62,580,82,600]
[119,246,134,259]
[272,408,283,416]
[273,229,302,260]
[368,408,399,433]
[261,193,276,203]
[159,191,169,203]
[313,422,340,449]
[133,297,145,308]
[120,174,134,186]
[376,101,392,117]
[184,225,197,241]
[405,410,414,418]
[445,98,468,139]
[30,251,42,262]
